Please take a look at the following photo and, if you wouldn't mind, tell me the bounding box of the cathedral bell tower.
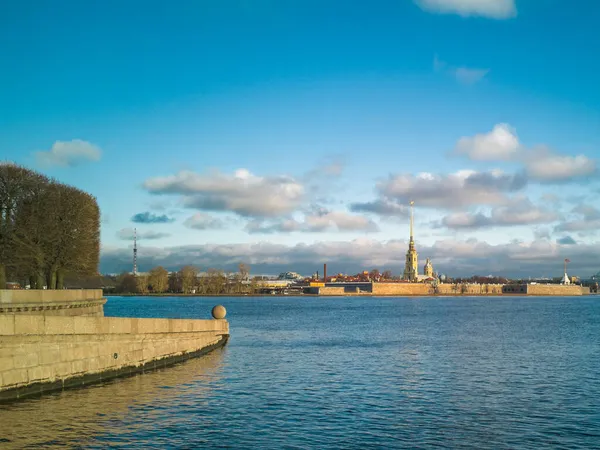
[403,201,418,281]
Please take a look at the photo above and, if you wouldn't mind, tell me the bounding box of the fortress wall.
[0,315,229,401]
[526,284,585,296]
[437,284,504,295]
[0,289,106,316]
[371,283,505,296]
[318,287,346,296]
[372,283,431,296]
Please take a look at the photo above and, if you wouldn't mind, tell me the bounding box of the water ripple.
[1,295,599,449]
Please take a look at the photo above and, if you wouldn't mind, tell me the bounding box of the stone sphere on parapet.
[212,305,227,319]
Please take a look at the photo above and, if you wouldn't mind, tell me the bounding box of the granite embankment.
[0,290,229,401]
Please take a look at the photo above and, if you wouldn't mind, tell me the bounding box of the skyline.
[2,0,599,277]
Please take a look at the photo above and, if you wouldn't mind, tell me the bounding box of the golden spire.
[409,201,414,239]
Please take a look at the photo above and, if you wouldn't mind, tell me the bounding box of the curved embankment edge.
[0,290,229,402]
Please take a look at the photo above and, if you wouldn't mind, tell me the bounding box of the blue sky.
[2,0,599,277]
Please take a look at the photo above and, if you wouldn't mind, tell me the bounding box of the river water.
[1,295,600,449]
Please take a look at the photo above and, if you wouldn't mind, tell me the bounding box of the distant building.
[424,258,434,278]
[277,271,303,281]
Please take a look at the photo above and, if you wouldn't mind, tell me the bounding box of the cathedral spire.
[410,200,414,241]
[404,201,418,281]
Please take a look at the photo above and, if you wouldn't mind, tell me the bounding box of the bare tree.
[235,263,250,293]
[117,272,137,293]
[238,263,250,281]
[149,266,169,293]
[205,268,226,294]
[136,274,149,294]
[180,265,199,294]
[168,271,181,293]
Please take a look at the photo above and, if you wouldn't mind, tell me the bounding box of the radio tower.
[133,228,138,276]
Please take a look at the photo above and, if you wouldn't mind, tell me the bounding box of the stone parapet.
[0,289,106,316]
[0,315,229,401]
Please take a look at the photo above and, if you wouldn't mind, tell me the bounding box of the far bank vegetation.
[113,263,257,295]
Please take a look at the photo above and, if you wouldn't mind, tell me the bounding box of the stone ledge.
[0,299,106,314]
[0,334,229,403]
[0,289,103,304]
[1,316,228,336]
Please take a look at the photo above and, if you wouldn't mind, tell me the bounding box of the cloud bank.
[101,237,600,278]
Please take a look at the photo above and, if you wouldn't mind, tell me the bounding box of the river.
[1,295,599,449]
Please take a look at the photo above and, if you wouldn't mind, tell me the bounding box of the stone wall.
[437,283,504,295]
[0,315,229,401]
[502,284,587,296]
[372,283,432,296]
[0,289,106,316]
[318,287,347,296]
[527,284,586,296]
[371,282,505,296]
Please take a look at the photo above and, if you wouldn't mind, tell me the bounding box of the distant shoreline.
[104,293,596,298]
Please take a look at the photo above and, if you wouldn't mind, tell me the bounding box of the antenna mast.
[133,228,138,276]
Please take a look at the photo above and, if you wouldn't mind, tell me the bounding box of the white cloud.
[35,140,102,167]
[434,54,489,85]
[440,199,559,229]
[524,147,596,182]
[143,169,304,217]
[555,205,600,234]
[454,124,597,183]
[350,199,410,218]
[183,213,227,230]
[377,169,526,209]
[117,228,170,241]
[454,67,490,84]
[246,210,379,234]
[455,123,520,160]
[541,193,561,205]
[416,0,517,19]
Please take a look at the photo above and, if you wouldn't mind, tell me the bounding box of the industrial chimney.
[323,263,327,282]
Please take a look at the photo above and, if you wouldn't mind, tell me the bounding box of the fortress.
[312,202,590,297]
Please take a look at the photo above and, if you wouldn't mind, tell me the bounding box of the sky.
[1,0,599,278]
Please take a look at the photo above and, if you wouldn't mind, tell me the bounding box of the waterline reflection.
[0,347,226,449]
